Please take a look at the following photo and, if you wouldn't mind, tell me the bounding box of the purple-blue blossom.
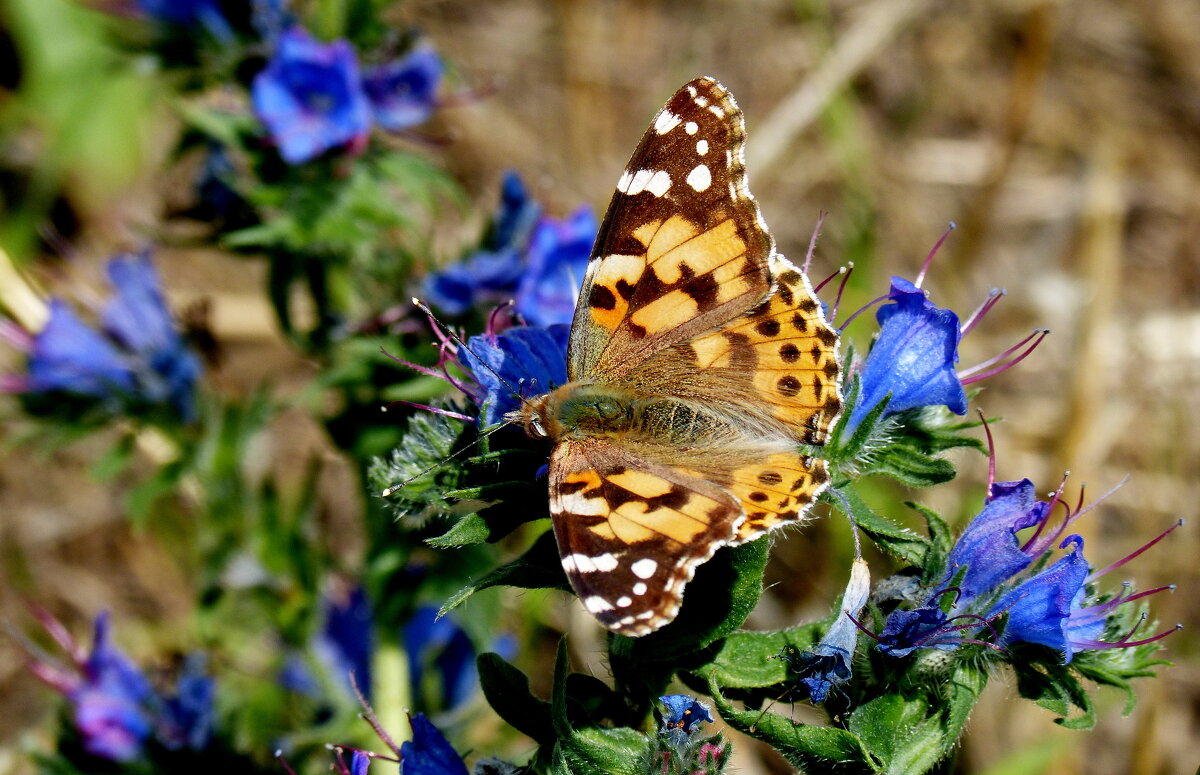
[876,472,1180,662]
[363,46,443,132]
[404,605,478,714]
[460,324,570,428]
[514,207,597,327]
[400,713,470,775]
[790,559,871,702]
[4,254,202,421]
[252,26,372,165]
[659,694,714,740]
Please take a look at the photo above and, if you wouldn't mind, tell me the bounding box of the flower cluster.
[2,253,202,421]
[651,695,730,775]
[26,611,214,762]
[253,26,442,164]
[875,475,1180,661]
[424,172,597,328]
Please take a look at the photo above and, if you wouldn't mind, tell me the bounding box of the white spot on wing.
[633,582,648,595]
[631,558,658,579]
[616,169,634,193]
[708,104,725,118]
[646,170,672,197]
[616,596,633,608]
[562,552,618,573]
[696,139,709,155]
[686,164,712,192]
[561,491,607,516]
[685,121,698,135]
[653,110,682,135]
[695,96,709,108]
[584,596,614,613]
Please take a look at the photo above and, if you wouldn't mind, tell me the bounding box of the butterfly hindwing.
[548,440,742,636]
[568,77,773,381]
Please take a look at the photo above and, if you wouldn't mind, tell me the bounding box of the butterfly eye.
[529,416,548,438]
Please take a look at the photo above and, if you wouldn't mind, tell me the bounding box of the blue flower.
[423,249,525,318]
[876,474,1180,662]
[400,713,469,775]
[318,585,376,698]
[486,171,541,253]
[791,559,871,702]
[252,26,372,165]
[136,0,234,43]
[460,324,570,427]
[514,207,597,327]
[404,606,477,714]
[9,254,202,420]
[156,654,216,751]
[363,46,443,132]
[72,614,157,761]
[659,694,714,739]
[847,277,967,432]
[25,300,138,399]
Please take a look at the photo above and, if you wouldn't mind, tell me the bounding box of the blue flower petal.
[157,654,215,751]
[849,277,966,431]
[514,207,596,327]
[943,479,1042,604]
[363,46,443,131]
[877,605,956,658]
[26,300,137,398]
[252,27,372,165]
[658,694,713,735]
[320,586,376,699]
[403,605,478,713]
[423,249,524,317]
[399,713,469,775]
[990,536,1094,662]
[461,324,569,427]
[487,172,541,253]
[793,559,870,702]
[72,613,156,762]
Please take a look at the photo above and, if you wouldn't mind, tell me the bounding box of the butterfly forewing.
[568,77,773,380]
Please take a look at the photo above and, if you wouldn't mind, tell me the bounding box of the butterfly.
[512,77,843,636]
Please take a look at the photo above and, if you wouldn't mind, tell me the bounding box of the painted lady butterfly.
[513,77,843,636]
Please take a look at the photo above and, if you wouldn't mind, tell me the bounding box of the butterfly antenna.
[411,297,537,409]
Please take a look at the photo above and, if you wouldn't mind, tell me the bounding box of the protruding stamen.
[828,262,855,323]
[913,221,956,289]
[978,410,997,495]
[959,328,1049,383]
[385,400,473,423]
[960,288,1006,337]
[835,292,888,332]
[1021,471,1071,553]
[813,264,848,294]
[1087,519,1183,583]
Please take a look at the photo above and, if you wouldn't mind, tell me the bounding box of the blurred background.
[1,0,1197,773]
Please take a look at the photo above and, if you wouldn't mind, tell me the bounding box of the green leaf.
[849,694,944,775]
[905,502,953,585]
[833,485,928,566]
[1009,645,1096,729]
[439,529,568,616]
[708,678,877,774]
[869,444,957,487]
[477,652,555,745]
[426,513,491,547]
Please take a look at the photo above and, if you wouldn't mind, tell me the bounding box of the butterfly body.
[514,77,842,636]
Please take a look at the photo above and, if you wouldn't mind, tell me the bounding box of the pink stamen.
[802,211,827,275]
[384,400,473,423]
[1071,614,1182,651]
[276,751,301,775]
[29,603,87,665]
[0,318,33,351]
[0,373,29,394]
[1020,472,1071,554]
[380,348,444,381]
[813,265,847,294]
[978,410,997,495]
[1075,584,1175,623]
[435,79,500,109]
[835,292,888,332]
[959,288,1006,337]
[913,222,956,289]
[1087,519,1183,583]
[349,673,402,757]
[959,329,1049,384]
[828,262,855,323]
[486,301,515,337]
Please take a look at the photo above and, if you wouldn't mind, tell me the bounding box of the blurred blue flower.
[71,613,157,761]
[363,46,443,132]
[24,300,138,399]
[282,585,375,700]
[252,26,372,164]
[6,254,202,420]
[847,277,966,432]
[424,173,596,324]
[790,559,870,702]
[28,612,216,763]
[156,654,216,751]
[460,323,570,427]
[136,0,234,43]
[404,606,475,713]
[486,171,541,253]
[400,713,469,775]
[514,207,597,327]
